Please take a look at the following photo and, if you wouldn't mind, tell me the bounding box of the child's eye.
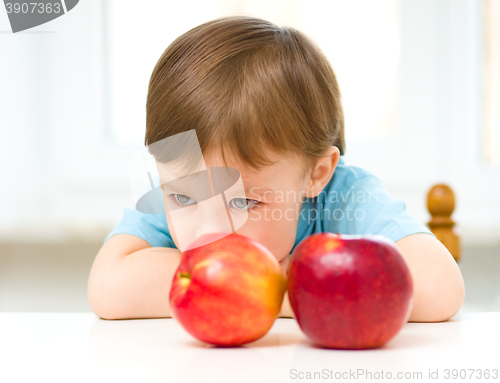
[229,197,260,210]
[172,194,197,206]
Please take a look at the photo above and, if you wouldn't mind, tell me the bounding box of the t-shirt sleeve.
[103,208,177,249]
[331,175,435,243]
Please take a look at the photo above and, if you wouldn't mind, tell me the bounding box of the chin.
[239,223,295,257]
[265,238,295,260]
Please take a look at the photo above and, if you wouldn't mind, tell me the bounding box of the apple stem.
[178,272,191,280]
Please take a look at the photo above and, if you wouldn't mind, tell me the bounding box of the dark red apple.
[169,232,287,346]
[287,233,413,349]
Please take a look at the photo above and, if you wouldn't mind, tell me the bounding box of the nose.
[187,195,234,250]
[194,197,232,235]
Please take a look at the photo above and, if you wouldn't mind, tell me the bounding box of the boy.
[87,16,464,322]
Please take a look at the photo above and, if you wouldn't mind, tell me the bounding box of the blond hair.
[145,15,345,178]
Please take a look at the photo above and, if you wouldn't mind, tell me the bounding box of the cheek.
[237,203,300,259]
[163,194,181,249]
[165,207,180,249]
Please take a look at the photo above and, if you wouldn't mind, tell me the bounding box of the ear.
[304,146,340,199]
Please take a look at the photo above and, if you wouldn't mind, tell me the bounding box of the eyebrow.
[161,184,198,197]
[162,182,274,197]
[244,186,275,197]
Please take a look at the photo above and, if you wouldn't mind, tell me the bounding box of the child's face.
[161,150,310,262]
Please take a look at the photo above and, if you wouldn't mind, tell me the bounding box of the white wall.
[355,0,500,246]
[0,0,498,246]
[0,0,138,243]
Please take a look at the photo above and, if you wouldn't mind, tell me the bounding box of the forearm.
[93,244,295,320]
[96,247,182,320]
[394,233,465,322]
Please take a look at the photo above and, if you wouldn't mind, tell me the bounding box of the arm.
[87,234,181,320]
[88,234,292,320]
[393,233,465,322]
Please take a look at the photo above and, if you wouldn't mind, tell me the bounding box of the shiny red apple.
[287,233,413,349]
[169,232,287,346]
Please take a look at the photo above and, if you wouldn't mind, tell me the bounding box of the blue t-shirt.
[104,156,434,250]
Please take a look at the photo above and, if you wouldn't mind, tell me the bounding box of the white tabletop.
[1,312,499,383]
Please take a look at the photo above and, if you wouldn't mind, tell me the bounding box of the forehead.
[203,149,303,184]
[158,148,306,194]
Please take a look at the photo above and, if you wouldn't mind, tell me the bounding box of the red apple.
[287,233,413,349]
[169,232,287,346]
